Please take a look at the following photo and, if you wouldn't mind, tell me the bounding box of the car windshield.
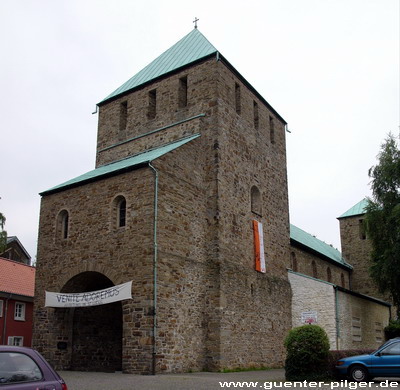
[373,338,400,354]
[0,352,43,385]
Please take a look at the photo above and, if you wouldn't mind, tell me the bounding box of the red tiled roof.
[0,257,35,297]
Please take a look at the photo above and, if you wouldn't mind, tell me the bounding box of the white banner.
[45,281,132,308]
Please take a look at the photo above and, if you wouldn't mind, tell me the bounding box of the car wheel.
[349,365,369,382]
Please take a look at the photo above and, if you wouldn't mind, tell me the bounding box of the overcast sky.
[1,0,399,261]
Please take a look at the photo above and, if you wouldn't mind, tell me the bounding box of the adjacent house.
[0,256,36,346]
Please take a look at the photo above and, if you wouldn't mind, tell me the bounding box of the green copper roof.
[101,29,218,104]
[290,224,352,269]
[338,198,368,219]
[41,134,200,196]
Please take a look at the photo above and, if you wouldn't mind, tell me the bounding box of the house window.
[253,101,259,130]
[178,76,188,108]
[57,210,69,239]
[269,116,275,144]
[147,89,157,119]
[119,101,128,131]
[8,336,24,346]
[251,186,262,216]
[235,83,241,115]
[113,196,127,229]
[327,267,332,283]
[0,300,3,317]
[14,302,26,321]
[312,260,318,278]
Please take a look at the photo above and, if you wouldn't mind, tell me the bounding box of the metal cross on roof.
[193,17,199,29]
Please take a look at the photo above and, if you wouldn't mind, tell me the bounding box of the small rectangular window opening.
[178,76,188,108]
[359,219,366,240]
[253,101,259,130]
[235,83,241,115]
[147,89,157,119]
[269,116,275,144]
[119,101,128,131]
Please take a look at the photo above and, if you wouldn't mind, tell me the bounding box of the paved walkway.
[60,369,286,390]
[59,370,400,390]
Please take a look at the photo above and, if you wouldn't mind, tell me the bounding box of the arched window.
[251,186,262,216]
[341,273,346,288]
[327,267,332,283]
[312,260,318,278]
[113,196,127,228]
[57,210,69,240]
[290,252,298,272]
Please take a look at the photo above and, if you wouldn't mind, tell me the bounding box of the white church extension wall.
[288,270,337,349]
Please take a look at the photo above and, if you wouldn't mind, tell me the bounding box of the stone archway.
[61,271,123,372]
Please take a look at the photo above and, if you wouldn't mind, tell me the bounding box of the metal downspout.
[335,286,340,350]
[2,294,12,345]
[148,162,158,375]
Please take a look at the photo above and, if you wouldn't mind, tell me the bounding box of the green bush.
[384,320,400,339]
[284,325,330,381]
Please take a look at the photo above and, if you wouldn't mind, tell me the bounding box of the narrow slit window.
[312,260,318,278]
[57,210,69,240]
[327,267,332,283]
[119,101,128,131]
[291,252,298,272]
[62,212,69,239]
[118,198,126,228]
[147,89,156,119]
[341,273,345,288]
[113,196,127,229]
[178,76,188,108]
[253,101,259,130]
[359,219,366,240]
[251,186,262,216]
[235,83,241,115]
[269,116,275,144]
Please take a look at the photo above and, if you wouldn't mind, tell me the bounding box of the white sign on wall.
[45,281,132,308]
[301,311,318,324]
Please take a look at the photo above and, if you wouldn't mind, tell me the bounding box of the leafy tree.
[365,134,400,317]
[0,212,6,253]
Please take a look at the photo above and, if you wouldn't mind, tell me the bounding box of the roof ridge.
[0,257,35,269]
[100,29,218,104]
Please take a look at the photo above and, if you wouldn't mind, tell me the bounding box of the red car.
[0,346,67,389]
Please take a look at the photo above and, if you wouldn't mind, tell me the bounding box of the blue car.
[336,338,400,382]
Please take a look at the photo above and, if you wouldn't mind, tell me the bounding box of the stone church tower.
[33,28,292,374]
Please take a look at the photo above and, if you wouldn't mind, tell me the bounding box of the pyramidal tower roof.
[338,198,369,219]
[100,28,218,104]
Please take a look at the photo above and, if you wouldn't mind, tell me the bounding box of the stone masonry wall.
[34,169,156,373]
[213,61,292,368]
[289,246,351,289]
[339,216,376,295]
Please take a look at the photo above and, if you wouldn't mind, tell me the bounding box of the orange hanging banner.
[253,220,266,273]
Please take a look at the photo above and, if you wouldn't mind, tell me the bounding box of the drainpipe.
[334,287,340,350]
[2,294,12,345]
[148,162,158,375]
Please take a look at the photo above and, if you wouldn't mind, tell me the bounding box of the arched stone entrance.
[61,271,123,372]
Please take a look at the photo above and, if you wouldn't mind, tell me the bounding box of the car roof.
[0,346,36,353]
